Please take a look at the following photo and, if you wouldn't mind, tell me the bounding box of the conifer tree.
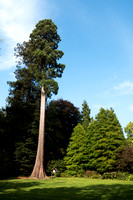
[14,19,65,178]
[64,124,86,176]
[81,100,92,130]
[7,66,41,177]
[86,108,125,173]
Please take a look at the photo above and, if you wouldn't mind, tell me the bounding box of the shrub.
[116,145,133,173]
[126,174,133,181]
[84,170,102,179]
[64,168,84,177]
[102,172,129,180]
[46,159,66,177]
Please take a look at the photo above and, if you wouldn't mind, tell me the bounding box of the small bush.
[84,170,102,179]
[102,172,129,180]
[46,159,66,177]
[60,172,71,177]
[127,174,133,181]
[63,168,84,177]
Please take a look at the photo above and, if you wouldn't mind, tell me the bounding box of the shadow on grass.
[0,180,133,200]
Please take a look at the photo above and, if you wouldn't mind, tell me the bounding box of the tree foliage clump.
[124,122,133,145]
[0,109,14,179]
[81,100,92,130]
[64,123,87,176]
[116,145,133,173]
[64,107,125,176]
[86,108,125,173]
[45,99,81,162]
[15,19,65,95]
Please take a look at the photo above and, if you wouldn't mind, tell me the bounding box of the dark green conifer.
[86,108,125,173]
[81,100,93,130]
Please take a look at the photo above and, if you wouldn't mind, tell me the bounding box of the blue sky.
[0,0,133,132]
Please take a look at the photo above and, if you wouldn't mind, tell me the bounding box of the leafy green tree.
[45,99,81,162]
[6,66,40,177]
[46,159,66,176]
[124,122,133,145]
[81,100,92,130]
[86,108,125,173]
[64,123,87,176]
[14,19,65,178]
[14,138,37,176]
[0,109,12,179]
[116,145,133,173]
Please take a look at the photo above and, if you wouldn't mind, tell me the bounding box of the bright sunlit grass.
[0,177,133,200]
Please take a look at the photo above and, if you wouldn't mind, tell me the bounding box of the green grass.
[0,177,133,200]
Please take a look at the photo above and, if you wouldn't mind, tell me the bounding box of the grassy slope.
[0,177,133,200]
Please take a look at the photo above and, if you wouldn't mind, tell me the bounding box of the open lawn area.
[0,177,133,200]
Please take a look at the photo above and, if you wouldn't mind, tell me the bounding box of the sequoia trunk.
[30,86,46,179]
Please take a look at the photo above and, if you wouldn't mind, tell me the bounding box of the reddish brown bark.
[30,86,47,179]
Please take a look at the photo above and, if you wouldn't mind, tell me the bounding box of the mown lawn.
[0,177,133,200]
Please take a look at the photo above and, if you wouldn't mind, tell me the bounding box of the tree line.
[0,98,133,179]
[0,19,133,179]
[64,102,133,176]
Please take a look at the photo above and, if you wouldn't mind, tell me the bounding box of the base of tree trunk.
[29,165,49,179]
[29,173,49,179]
[29,175,49,179]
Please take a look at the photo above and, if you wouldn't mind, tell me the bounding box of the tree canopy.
[45,99,81,162]
[86,108,125,173]
[14,19,65,97]
[64,123,87,176]
[81,100,91,130]
[124,122,133,145]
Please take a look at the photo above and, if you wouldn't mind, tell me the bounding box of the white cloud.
[0,0,50,70]
[0,0,37,43]
[114,81,133,95]
[0,0,37,70]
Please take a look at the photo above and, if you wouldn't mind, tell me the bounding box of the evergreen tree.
[64,124,86,176]
[13,19,65,178]
[81,100,92,130]
[6,66,40,177]
[0,109,13,179]
[86,108,125,173]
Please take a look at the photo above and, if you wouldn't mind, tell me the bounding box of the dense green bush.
[84,170,133,181]
[116,145,133,173]
[127,174,133,181]
[46,159,66,177]
[102,172,129,180]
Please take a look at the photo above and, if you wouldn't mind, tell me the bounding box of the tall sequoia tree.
[14,19,65,178]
